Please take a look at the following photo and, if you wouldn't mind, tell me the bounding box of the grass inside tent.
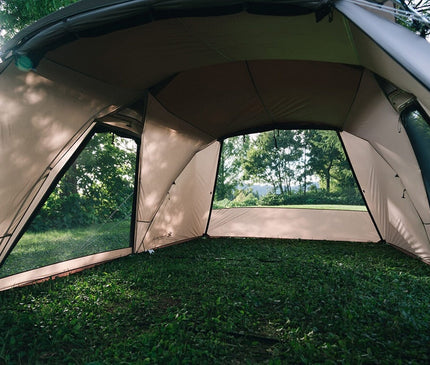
[1,236,430,364]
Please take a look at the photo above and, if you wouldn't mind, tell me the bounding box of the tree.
[30,132,138,231]
[297,130,311,195]
[215,135,250,200]
[395,0,430,38]
[0,0,79,45]
[243,130,302,196]
[306,130,343,193]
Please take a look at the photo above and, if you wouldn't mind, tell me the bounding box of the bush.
[259,189,364,206]
[29,194,95,232]
[231,191,258,207]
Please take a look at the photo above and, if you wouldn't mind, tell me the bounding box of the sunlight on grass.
[277,204,367,211]
[0,221,131,278]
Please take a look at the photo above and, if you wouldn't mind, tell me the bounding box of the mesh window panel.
[213,129,366,211]
[0,132,138,278]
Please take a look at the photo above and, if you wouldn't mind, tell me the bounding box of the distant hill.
[242,182,319,196]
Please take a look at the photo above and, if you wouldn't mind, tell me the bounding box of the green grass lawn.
[273,204,367,211]
[1,237,429,364]
[214,204,368,211]
[0,221,131,278]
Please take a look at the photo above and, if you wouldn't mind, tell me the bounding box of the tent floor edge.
[0,247,132,292]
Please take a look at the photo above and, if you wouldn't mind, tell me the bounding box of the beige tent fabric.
[0,64,129,263]
[208,207,379,242]
[0,247,132,292]
[154,60,363,137]
[343,71,430,224]
[347,22,430,112]
[2,0,430,287]
[45,11,359,91]
[153,61,267,137]
[0,121,95,265]
[139,141,220,251]
[341,132,430,263]
[134,95,214,250]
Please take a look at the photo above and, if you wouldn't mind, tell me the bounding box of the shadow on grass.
[0,237,429,364]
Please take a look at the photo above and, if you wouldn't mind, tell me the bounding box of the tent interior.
[1,0,430,290]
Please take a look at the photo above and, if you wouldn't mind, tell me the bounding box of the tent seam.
[177,18,234,62]
[245,61,274,124]
[342,69,365,127]
[150,94,217,140]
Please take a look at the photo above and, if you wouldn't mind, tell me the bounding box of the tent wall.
[344,71,430,224]
[341,71,430,263]
[208,208,379,242]
[0,64,133,265]
[0,247,131,292]
[342,71,430,263]
[137,141,220,251]
[134,95,217,251]
[341,132,430,263]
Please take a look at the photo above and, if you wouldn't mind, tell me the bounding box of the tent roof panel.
[34,10,358,91]
[1,0,327,60]
[153,60,363,137]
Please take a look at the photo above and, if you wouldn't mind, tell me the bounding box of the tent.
[1,0,430,290]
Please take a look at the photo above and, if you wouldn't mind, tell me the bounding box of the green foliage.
[215,136,250,201]
[0,0,79,45]
[213,129,365,209]
[1,237,429,363]
[395,0,430,38]
[213,190,259,208]
[214,189,363,209]
[306,130,345,193]
[243,130,302,195]
[215,129,363,211]
[30,133,137,232]
[260,189,363,207]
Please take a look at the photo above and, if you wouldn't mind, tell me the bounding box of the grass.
[0,237,430,364]
[0,221,131,278]
[269,204,367,211]
[213,204,368,211]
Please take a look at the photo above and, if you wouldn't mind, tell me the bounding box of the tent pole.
[130,139,141,253]
[204,139,224,236]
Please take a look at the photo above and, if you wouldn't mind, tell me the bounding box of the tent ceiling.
[151,60,363,137]
[38,11,358,91]
[1,1,334,65]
